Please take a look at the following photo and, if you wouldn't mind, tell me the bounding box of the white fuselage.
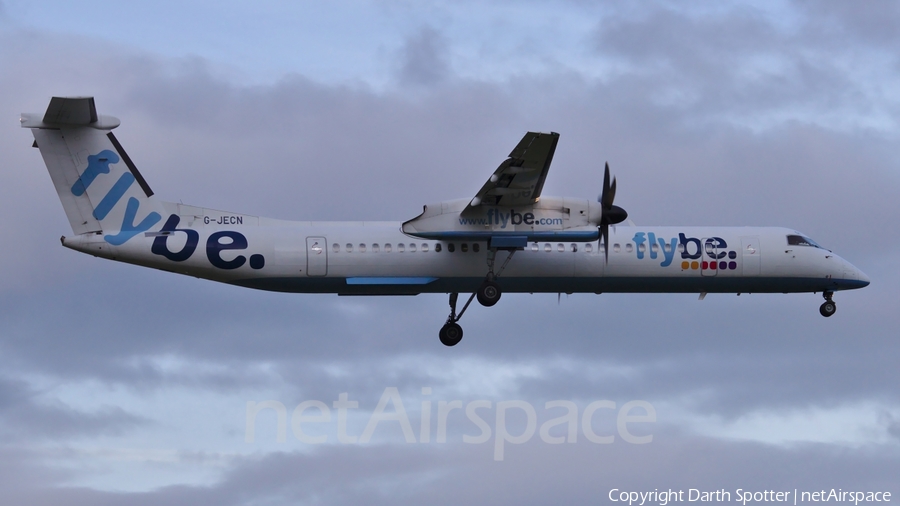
[62,203,869,297]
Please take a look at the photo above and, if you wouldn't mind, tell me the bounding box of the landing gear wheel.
[477,280,502,307]
[439,323,463,346]
[819,301,836,317]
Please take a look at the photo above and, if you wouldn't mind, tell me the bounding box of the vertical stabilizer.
[22,97,164,245]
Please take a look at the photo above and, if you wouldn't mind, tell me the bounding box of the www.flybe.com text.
[458,209,564,227]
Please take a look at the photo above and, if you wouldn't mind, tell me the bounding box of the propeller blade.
[608,177,617,206]
[598,162,626,263]
[601,163,610,204]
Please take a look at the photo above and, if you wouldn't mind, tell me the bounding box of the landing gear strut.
[438,247,520,346]
[819,291,836,317]
[440,292,476,346]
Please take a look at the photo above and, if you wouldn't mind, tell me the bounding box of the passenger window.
[531,243,539,252]
[398,243,405,252]
[420,243,428,252]
[544,243,551,252]
[384,243,392,253]
[332,243,340,253]
[636,243,644,252]
[461,243,468,252]
[435,243,442,252]
[448,243,455,252]
[663,243,671,252]
[626,244,634,253]
[614,243,621,253]
[677,243,684,253]
[472,243,480,253]
[571,243,577,252]
[372,244,380,253]
[359,243,366,253]
[585,243,593,253]
[650,244,658,253]
[346,243,353,252]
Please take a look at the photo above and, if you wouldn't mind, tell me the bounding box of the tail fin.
[22,97,163,245]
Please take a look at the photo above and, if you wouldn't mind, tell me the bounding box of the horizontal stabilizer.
[44,96,97,124]
[21,97,120,130]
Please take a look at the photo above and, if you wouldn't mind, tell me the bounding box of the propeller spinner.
[598,162,628,263]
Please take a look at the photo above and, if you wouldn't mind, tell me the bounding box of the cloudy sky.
[1,0,899,503]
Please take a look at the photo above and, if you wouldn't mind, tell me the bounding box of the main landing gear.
[439,248,518,346]
[819,291,837,317]
[440,292,474,346]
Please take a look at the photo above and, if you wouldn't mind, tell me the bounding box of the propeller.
[598,162,628,263]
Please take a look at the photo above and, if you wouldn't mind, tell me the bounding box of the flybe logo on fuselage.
[632,232,738,271]
[459,209,564,228]
[151,214,266,270]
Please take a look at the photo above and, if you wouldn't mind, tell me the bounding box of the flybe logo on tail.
[632,232,739,270]
[72,150,161,245]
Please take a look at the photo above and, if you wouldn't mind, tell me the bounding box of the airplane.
[22,97,870,346]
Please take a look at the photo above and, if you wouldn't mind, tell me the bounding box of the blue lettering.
[206,231,248,269]
[659,237,678,267]
[92,172,135,220]
[632,232,646,259]
[72,150,118,196]
[705,237,728,259]
[151,214,199,261]
[104,197,162,246]
[679,233,702,260]
[499,211,509,228]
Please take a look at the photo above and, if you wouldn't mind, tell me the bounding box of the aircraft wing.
[464,131,559,212]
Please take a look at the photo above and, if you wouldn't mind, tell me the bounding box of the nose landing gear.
[819,291,836,317]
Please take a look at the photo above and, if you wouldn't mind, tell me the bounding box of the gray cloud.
[794,0,900,48]
[0,377,146,441]
[1,437,898,505]
[396,27,451,87]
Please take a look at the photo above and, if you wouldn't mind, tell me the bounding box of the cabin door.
[741,236,761,276]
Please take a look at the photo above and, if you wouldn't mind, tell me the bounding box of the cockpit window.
[787,235,822,248]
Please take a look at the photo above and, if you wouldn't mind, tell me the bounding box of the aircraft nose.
[841,258,870,289]
[856,267,871,287]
